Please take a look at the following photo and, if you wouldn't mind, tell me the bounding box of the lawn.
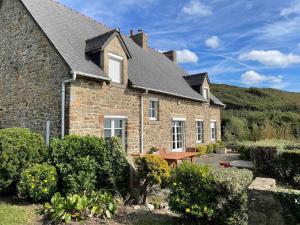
[0,197,40,225]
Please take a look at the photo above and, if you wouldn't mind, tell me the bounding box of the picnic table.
[158,149,197,168]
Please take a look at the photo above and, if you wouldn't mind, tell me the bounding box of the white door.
[172,121,184,152]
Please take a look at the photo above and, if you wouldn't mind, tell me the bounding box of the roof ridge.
[46,0,112,31]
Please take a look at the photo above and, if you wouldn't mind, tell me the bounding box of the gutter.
[132,84,206,103]
[140,89,149,154]
[61,70,111,139]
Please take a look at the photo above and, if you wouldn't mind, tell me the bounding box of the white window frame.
[196,120,204,143]
[149,98,159,121]
[104,116,127,147]
[108,53,123,83]
[210,120,217,141]
[203,87,209,100]
[172,120,185,152]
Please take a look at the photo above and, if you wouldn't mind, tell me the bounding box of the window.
[172,121,185,151]
[196,121,204,143]
[108,53,123,83]
[210,121,217,141]
[203,87,209,100]
[149,99,158,120]
[104,117,126,146]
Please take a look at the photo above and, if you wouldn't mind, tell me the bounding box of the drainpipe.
[61,71,77,139]
[140,89,148,154]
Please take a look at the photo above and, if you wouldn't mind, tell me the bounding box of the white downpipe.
[61,72,77,139]
[140,94,144,154]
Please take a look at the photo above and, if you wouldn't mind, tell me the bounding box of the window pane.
[104,129,111,138]
[114,119,122,129]
[104,119,111,129]
[108,58,122,83]
[114,129,122,138]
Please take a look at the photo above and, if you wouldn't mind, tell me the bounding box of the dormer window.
[203,87,209,100]
[108,53,123,83]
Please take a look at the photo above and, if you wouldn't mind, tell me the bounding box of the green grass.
[0,202,37,225]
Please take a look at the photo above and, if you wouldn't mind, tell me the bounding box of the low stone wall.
[248,177,299,225]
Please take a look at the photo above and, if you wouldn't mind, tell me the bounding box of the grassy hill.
[210,84,300,141]
[211,84,300,112]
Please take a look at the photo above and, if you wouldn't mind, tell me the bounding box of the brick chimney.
[163,50,177,63]
[130,29,148,49]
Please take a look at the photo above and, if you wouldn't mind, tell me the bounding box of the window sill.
[149,120,160,125]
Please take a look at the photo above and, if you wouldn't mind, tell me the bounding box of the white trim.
[149,97,158,101]
[105,115,128,119]
[149,117,157,121]
[195,119,204,121]
[172,117,186,121]
[210,119,217,122]
[109,53,124,61]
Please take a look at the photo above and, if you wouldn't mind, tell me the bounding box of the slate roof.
[184,73,225,107]
[20,0,223,104]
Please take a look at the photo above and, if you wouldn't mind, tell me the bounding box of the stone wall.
[0,0,70,137]
[68,79,222,154]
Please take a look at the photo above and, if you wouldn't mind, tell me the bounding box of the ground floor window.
[210,121,217,141]
[196,121,204,143]
[172,121,184,151]
[104,117,126,146]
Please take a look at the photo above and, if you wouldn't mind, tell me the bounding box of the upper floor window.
[149,98,159,120]
[196,120,204,143]
[203,87,209,100]
[210,121,217,141]
[108,53,123,83]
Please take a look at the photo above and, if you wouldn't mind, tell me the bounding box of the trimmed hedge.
[0,128,48,193]
[168,163,253,225]
[51,135,130,195]
[235,141,300,187]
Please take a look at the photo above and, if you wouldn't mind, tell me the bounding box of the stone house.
[0,0,225,154]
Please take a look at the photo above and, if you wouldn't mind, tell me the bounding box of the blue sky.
[57,0,300,92]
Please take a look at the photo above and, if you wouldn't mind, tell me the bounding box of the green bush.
[196,145,207,156]
[135,154,170,204]
[207,144,214,154]
[0,128,48,193]
[168,163,253,225]
[17,164,58,202]
[277,151,300,186]
[275,189,300,225]
[42,191,117,224]
[148,147,159,154]
[51,135,130,195]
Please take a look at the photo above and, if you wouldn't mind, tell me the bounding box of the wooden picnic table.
[159,151,197,168]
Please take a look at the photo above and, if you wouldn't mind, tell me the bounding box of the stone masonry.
[0,0,222,154]
[0,0,70,137]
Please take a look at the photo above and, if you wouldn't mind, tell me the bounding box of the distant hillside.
[211,84,300,112]
[210,84,300,141]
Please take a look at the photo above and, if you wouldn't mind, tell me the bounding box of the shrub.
[275,189,300,225]
[0,128,48,193]
[207,144,214,154]
[148,146,159,154]
[17,164,58,202]
[51,136,130,195]
[196,145,207,156]
[277,151,300,186]
[168,163,253,225]
[213,141,225,151]
[135,154,170,204]
[42,191,117,224]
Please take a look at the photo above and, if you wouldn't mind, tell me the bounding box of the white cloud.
[239,50,300,67]
[280,0,300,16]
[182,0,212,17]
[205,36,220,49]
[177,49,199,64]
[241,71,283,85]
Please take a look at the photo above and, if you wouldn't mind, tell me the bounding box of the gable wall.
[0,0,70,137]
